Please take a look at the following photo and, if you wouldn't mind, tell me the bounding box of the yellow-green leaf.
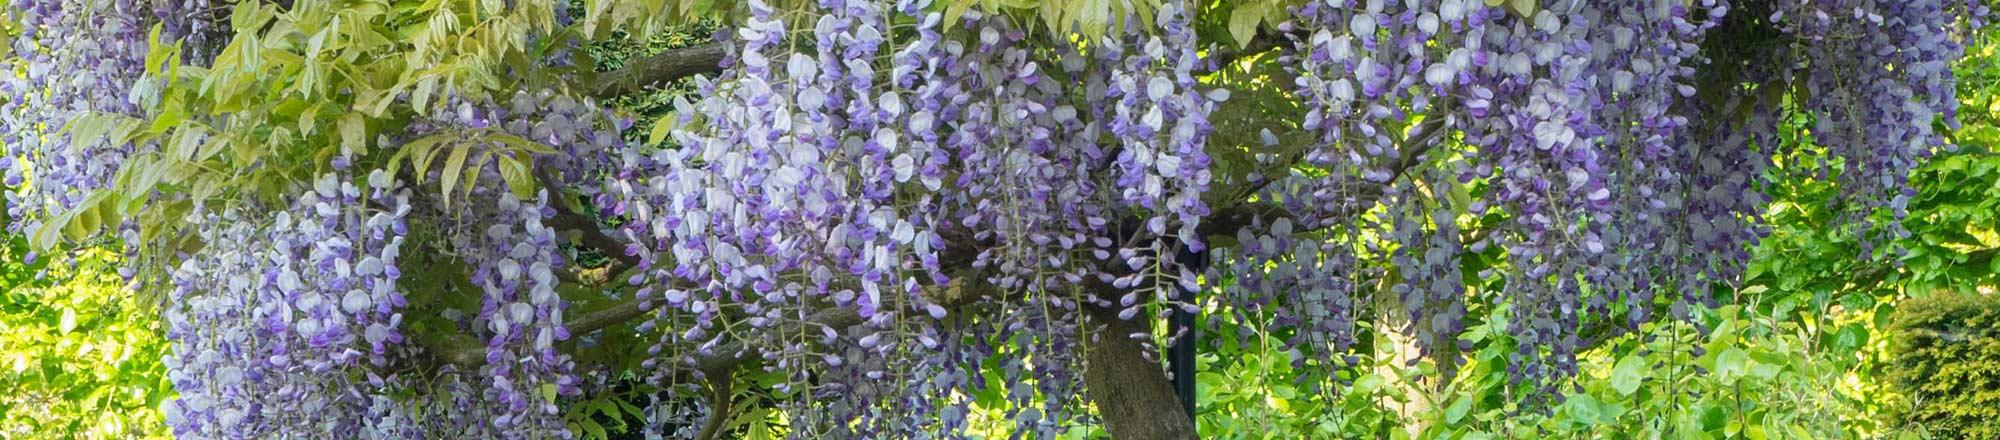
[339,113,367,154]
[488,133,558,155]
[943,0,975,31]
[387,133,448,182]
[439,144,472,208]
[497,155,536,199]
[63,113,115,154]
[1228,4,1265,49]
[1715,347,1750,380]
[1509,0,1539,18]
[413,76,437,113]
[298,102,324,136]
[463,152,491,200]
[66,206,97,242]
[30,215,64,251]
[59,308,77,334]
[649,112,678,146]
[149,98,187,134]
[579,419,606,440]
[1610,353,1646,396]
[144,24,173,76]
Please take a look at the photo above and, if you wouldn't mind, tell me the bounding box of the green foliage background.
[1188,28,2000,440]
[1890,291,2000,439]
[0,221,174,438]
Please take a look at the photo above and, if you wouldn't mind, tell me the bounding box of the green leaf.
[63,114,115,154]
[66,206,96,242]
[578,419,606,439]
[497,154,535,199]
[1511,0,1538,17]
[1444,395,1472,424]
[1448,173,1474,213]
[747,417,773,440]
[943,0,975,32]
[413,76,437,113]
[1228,4,1265,49]
[439,144,472,209]
[1562,393,1604,425]
[1610,353,1647,396]
[338,113,367,154]
[387,133,448,184]
[487,133,559,155]
[1715,347,1750,380]
[648,112,678,146]
[143,24,174,76]
[588,399,619,419]
[1353,373,1384,395]
[1898,429,1924,440]
[615,400,644,419]
[59,308,77,334]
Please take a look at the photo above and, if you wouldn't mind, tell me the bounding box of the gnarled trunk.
[1081,307,1198,440]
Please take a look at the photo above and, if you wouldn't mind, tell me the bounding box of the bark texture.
[1081,307,1198,440]
[586,43,730,99]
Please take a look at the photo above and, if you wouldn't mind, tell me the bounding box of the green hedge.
[1892,291,2000,439]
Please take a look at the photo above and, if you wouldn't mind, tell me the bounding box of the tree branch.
[569,295,650,337]
[585,43,730,99]
[1199,115,1452,238]
[1080,303,1198,440]
[536,168,641,273]
[1205,30,1293,71]
[693,366,736,440]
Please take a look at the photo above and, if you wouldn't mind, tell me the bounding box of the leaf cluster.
[1888,291,2000,439]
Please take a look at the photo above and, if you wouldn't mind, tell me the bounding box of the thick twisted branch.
[585,43,730,99]
[535,168,642,275]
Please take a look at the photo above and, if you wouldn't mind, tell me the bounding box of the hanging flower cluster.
[161,170,413,438]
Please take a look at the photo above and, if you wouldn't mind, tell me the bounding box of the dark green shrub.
[1892,291,2000,439]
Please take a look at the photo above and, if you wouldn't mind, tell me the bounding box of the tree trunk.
[1081,307,1198,440]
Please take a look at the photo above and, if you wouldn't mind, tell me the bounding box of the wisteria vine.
[0,0,1988,438]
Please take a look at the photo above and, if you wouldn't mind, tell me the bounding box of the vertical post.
[1169,301,1196,419]
[1169,245,1206,422]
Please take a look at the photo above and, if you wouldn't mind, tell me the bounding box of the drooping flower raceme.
[162,170,413,438]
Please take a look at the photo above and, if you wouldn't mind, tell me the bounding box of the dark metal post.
[1170,245,1205,422]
